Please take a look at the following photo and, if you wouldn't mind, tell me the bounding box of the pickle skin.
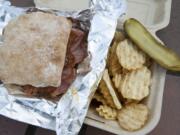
[124,18,180,72]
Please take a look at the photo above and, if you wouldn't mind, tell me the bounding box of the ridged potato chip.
[99,80,116,108]
[112,73,122,90]
[93,92,107,105]
[120,66,151,101]
[96,105,117,120]
[118,103,149,131]
[102,70,122,109]
[122,68,129,74]
[111,41,119,56]
[116,39,146,70]
[107,31,125,77]
[114,31,126,43]
[124,99,140,105]
[107,42,122,77]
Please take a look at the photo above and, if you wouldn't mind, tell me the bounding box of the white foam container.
[85,0,172,135]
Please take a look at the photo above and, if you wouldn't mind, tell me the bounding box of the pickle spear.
[124,18,180,71]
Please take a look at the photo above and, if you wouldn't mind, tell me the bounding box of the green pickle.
[124,18,180,72]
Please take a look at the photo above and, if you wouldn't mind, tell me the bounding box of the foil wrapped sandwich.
[0,11,88,98]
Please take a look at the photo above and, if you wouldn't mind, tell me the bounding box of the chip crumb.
[96,105,118,120]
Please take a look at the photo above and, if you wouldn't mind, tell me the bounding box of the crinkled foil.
[0,0,126,135]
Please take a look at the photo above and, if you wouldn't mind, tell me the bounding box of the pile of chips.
[92,31,151,131]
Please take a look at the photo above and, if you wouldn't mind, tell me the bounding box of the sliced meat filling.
[22,28,88,97]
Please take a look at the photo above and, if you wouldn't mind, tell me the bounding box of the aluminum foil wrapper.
[0,0,126,135]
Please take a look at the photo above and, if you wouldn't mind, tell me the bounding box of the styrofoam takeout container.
[85,0,172,135]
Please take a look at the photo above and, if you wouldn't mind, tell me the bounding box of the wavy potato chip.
[114,31,126,43]
[102,70,122,109]
[116,39,146,70]
[124,99,140,105]
[112,73,127,103]
[112,73,122,90]
[120,66,151,101]
[96,105,118,120]
[107,31,125,77]
[111,41,119,56]
[98,70,122,109]
[107,42,122,77]
[93,92,107,105]
[99,80,116,108]
[118,103,149,131]
[122,68,129,74]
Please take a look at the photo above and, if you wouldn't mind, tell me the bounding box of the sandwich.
[0,11,88,98]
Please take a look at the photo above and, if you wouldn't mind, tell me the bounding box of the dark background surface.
[0,0,179,135]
